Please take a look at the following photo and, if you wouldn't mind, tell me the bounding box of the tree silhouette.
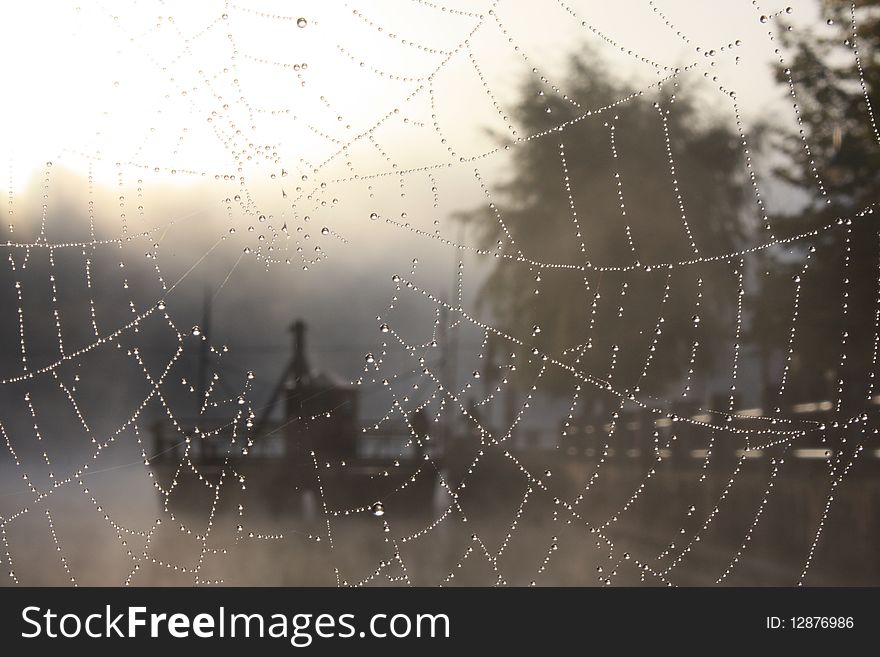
[750,0,880,412]
[459,49,753,400]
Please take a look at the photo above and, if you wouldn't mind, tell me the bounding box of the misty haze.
[1,0,879,587]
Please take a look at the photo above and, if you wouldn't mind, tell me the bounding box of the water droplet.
[371,501,385,517]
[365,353,375,364]
[369,212,379,221]
[191,325,201,336]
[297,17,307,28]
[379,324,389,333]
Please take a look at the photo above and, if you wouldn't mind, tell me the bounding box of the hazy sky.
[0,0,833,422]
[1,0,820,185]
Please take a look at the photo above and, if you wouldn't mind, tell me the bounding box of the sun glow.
[0,1,475,191]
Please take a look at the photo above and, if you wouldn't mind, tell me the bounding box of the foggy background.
[1,0,878,586]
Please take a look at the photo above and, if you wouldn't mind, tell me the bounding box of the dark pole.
[196,288,211,415]
[290,319,309,384]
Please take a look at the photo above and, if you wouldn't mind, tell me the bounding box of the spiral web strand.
[0,0,877,586]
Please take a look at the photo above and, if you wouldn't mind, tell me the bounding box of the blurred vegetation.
[459,48,754,399]
[749,0,880,411]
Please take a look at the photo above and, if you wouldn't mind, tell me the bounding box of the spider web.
[0,0,877,586]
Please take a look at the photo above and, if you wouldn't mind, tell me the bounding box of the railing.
[555,397,879,465]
